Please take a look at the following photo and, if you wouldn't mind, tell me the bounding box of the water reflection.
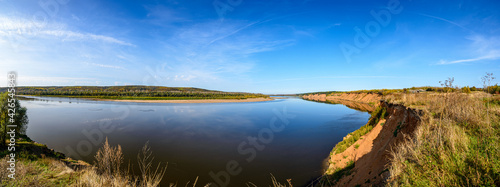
[21,96,369,186]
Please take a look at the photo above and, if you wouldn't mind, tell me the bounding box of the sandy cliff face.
[302,93,382,112]
[302,93,423,186]
[327,101,422,186]
[302,94,328,102]
[325,93,383,105]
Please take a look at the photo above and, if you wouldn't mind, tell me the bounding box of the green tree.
[461,86,471,94]
[0,92,29,147]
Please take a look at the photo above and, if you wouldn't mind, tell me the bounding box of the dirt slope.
[302,93,382,112]
[326,101,422,186]
[302,92,424,186]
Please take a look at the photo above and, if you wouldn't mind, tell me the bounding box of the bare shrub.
[77,137,135,187]
[95,138,124,177]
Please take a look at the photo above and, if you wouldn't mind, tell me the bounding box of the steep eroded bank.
[302,93,424,186]
[302,93,382,112]
[324,101,423,186]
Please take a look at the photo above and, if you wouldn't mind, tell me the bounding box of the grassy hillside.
[0,86,269,100]
[386,92,499,186]
[306,89,500,186]
[300,86,488,96]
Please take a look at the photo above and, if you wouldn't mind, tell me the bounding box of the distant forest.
[0,86,269,100]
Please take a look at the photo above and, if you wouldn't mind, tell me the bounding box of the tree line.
[0,86,269,99]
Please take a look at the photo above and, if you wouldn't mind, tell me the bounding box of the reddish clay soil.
[302,93,423,186]
[327,101,422,186]
[302,93,382,112]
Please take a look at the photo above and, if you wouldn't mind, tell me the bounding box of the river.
[20,96,370,186]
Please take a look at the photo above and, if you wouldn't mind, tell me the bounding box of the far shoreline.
[17,95,275,103]
[92,97,274,103]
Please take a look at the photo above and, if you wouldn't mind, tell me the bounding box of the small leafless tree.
[481,72,495,94]
[482,73,495,125]
[439,77,455,93]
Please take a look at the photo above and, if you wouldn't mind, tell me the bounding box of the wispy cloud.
[0,76,99,86]
[207,20,262,46]
[0,15,136,87]
[86,62,126,70]
[41,30,135,46]
[438,35,500,65]
[249,76,400,84]
[144,19,294,85]
[0,16,134,46]
[417,13,472,32]
[144,5,188,25]
[438,55,498,65]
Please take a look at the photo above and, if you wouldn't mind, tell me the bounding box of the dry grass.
[0,138,179,187]
[1,138,292,187]
[137,142,167,187]
[94,138,125,177]
[269,174,293,187]
[76,138,135,187]
[387,92,500,186]
[84,139,289,187]
[385,92,488,125]
[77,138,171,187]
[0,156,80,186]
[76,167,134,187]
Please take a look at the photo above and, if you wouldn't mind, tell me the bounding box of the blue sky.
[0,0,499,94]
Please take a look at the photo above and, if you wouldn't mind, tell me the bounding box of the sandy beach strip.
[95,97,274,103]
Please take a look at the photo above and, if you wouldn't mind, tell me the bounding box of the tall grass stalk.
[137,142,167,187]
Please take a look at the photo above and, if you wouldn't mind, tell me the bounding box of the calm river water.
[20,96,369,186]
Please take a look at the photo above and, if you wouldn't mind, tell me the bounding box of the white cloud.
[71,14,80,21]
[249,75,397,84]
[438,55,498,65]
[0,16,134,46]
[438,35,500,65]
[144,19,294,85]
[418,13,472,32]
[0,12,295,87]
[86,62,125,70]
[0,76,97,86]
[40,30,135,46]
